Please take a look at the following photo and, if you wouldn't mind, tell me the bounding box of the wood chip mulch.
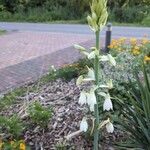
[0,79,124,150]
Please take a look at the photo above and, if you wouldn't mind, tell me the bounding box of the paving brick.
[0,31,104,93]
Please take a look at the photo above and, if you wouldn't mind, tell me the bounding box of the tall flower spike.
[88,0,108,32]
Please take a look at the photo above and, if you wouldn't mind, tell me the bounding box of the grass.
[47,19,86,24]
[111,22,150,27]
[0,18,149,27]
[0,29,6,35]
[46,20,150,27]
[38,20,150,27]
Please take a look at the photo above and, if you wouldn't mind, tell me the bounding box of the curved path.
[0,22,150,38]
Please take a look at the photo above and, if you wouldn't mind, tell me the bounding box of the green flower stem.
[93,30,100,150]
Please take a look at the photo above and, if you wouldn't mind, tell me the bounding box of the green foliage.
[0,0,149,24]
[28,102,52,128]
[55,140,69,150]
[115,66,150,149]
[0,87,34,111]
[0,0,90,22]
[42,59,93,83]
[142,13,150,26]
[0,29,6,35]
[0,115,23,138]
[109,5,149,23]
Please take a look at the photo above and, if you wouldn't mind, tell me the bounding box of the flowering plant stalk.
[67,0,116,149]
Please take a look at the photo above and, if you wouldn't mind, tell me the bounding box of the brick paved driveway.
[0,31,94,93]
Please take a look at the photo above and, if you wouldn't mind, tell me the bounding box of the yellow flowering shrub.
[108,36,150,64]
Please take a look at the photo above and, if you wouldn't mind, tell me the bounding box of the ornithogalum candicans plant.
[67,0,116,149]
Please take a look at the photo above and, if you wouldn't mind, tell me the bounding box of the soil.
[0,79,124,150]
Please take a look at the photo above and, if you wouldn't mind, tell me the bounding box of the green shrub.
[41,59,93,83]
[0,0,149,23]
[115,65,150,149]
[28,102,52,128]
[142,13,150,26]
[108,6,149,23]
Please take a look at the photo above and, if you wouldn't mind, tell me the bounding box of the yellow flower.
[108,44,113,49]
[132,49,140,55]
[118,37,127,44]
[134,46,140,50]
[141,38,149,45]
[20,142,26,150]
[144,55,150,64]
[130,38,137,45]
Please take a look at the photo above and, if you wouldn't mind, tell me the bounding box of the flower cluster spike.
[67,0,116,149]
[87,0,108,32]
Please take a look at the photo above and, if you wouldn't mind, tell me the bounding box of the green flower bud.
[88,0,108,32]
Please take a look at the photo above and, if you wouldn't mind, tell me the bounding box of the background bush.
[0,0,149,25]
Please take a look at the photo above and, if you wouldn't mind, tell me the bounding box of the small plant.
[55,140,69,150]
[0,115,23,138]
[28,102,52,128]
[0,139,30,150]
[115,65,150,149]
[0,86,36,111]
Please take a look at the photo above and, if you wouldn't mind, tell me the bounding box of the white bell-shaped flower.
[99,80,113,89]
[106,122,114,133]
[80,117,88,132]
[99,54,116,66]
[87,67,95,80]
[99,55,109,62]
[103,93,113,111]
[107,54,116,66]
[78,91,87,105]
[87,91,97,111]
[88,51,96,59]
[83,67,95,81]
[76,75,84,85]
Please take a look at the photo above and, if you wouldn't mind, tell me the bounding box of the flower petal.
[79,91,87,105]
[107,54,116,66]
[87,91,97,111]
[106,122,114,133]
[103,94,113,111]
[80,117,88,132]
[87,67,95,80]
[88,51,96,59]
[76,75,84,85]
[99,55,109,62]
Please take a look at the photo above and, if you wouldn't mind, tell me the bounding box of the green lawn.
[47,20,150,27]
[0,29,6,35]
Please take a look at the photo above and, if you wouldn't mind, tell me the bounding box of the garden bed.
[0,78,124,150]
[0,35,150,149]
